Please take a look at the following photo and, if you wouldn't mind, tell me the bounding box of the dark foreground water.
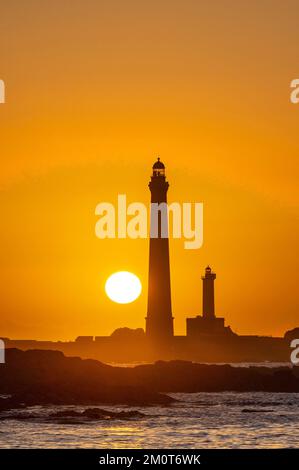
[0,392,299,448]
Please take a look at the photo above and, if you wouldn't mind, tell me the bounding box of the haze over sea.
[1,391,299,448]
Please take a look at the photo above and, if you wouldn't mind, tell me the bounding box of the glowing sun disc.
[105,271,142,304]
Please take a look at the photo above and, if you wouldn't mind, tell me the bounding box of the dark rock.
[242,409,274,413]
[0,349,175,408]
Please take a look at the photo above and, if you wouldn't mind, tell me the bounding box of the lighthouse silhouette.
[146,158,174,341]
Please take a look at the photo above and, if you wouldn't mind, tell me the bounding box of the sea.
[1,390,299,448]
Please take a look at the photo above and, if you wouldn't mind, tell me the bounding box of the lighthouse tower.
[202,265,216,320]
[186,266,233,337]
[146,158,174,341]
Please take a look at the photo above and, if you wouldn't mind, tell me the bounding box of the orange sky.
[0,0,298,340]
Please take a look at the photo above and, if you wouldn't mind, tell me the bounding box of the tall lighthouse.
[146,158,174,341]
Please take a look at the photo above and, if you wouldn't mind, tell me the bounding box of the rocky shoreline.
[1,349,299,412]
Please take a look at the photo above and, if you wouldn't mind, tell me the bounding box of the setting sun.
[105,271,142,304]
